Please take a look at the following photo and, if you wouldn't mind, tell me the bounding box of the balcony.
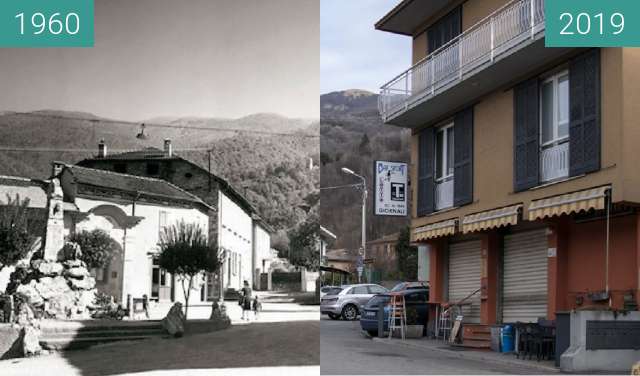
[435,178,454,211]
[379,0,573,128]
[540,141,569,183]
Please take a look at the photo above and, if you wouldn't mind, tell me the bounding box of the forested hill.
[320,90,410,251]
[0,110,319,246]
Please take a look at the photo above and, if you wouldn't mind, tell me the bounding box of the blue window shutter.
[569,49,601,176]
[418,128,435,216]
[454,107,473,207]
[514,78,540,192]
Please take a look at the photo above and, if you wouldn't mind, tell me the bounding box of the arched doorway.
[75,205,129,303]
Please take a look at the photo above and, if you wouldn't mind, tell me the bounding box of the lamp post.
[341,167,367,282]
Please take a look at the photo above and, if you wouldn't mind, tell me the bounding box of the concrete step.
[39,320,166,351]
[462,334,492,341]
[41,334,164,351]
[456,339,491,349]
[43,328,165,339]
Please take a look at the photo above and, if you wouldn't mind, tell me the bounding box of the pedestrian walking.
[252,295,262,320]
[241,280,252,321]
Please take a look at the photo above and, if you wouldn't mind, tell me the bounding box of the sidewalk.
[371,336,560,374]
[148,291,319,324]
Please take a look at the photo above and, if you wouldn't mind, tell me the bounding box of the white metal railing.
[435,178,454,211]
[379,0,545,121]
[540,141,569,182]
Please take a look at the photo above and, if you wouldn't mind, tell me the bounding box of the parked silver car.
[320,284,389,320]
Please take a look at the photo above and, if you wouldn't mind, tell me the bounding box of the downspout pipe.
[605,190,611,308]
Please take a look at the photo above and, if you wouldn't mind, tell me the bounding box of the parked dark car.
[390,281,429,292]
[360,288,429,337]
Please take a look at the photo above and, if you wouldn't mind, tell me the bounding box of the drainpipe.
[605,191,611,307]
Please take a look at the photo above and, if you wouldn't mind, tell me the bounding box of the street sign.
[356,255,364,267]
[374,160,408,216]
[356,266,363,277]
[363,258,375,264]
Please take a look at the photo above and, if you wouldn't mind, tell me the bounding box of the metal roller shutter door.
[448,240,481,324]
[503,229,548,323]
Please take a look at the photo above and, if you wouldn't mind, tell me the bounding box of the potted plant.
[404,306,424,338]
[391,306,424,338]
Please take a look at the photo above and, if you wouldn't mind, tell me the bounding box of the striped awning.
[528,186,610,221]
[413,219,457,241]
[462,204,522,234]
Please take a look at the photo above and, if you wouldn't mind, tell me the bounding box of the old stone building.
[77,140,271,294]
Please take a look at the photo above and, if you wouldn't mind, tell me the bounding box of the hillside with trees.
[0,111,319,247]
[320,90,410,251]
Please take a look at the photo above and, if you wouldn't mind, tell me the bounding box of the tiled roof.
[366,232,400,245]
[65,164,210,209]
[97,147,175,160]
[78,148,256,214]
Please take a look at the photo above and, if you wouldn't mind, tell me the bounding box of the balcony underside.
[385,40,577,128]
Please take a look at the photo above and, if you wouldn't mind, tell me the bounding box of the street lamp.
[341,167,367,283]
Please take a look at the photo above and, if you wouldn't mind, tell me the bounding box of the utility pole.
[341,167,367,283]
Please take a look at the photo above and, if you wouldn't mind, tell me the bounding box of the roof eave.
[374,0,455,37]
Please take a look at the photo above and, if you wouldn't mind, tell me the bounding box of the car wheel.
[367,330,378,337]
[327,313,340,320]
[341,304,358,321]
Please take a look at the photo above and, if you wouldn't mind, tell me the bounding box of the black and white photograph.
[0,1,319,375]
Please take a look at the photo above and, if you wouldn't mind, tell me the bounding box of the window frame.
[539,70,570,148]
[434,122,454,183]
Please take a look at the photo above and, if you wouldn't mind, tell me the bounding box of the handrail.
[445,288,481,311]
[380,0,525,90]
[379,0,546,121]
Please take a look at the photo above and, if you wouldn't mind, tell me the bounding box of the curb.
[371,337,560,374]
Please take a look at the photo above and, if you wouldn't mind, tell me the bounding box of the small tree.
[158,221,221,319]
[0,194,40,268]
[396,227,418,280]
[68,229,120,268]
[288,214,320,271]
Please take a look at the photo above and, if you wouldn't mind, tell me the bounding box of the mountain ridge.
[0,110,318,244]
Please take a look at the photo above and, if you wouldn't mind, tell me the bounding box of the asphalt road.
[320,316,543,375]
[1,320,319,376]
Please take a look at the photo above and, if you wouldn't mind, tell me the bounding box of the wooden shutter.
[418,128,435,216]
[454,107,473,207]
[427,6,462,53]
[569,49,601,176]
[513,78,540,192]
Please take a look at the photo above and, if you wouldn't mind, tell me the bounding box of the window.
[434,123,454,182]
[350,286,368,294]
[539,70,570,182]
[146,162,160,175]
[540,71,569,146]
[368,285,387,294]
[114,163,127,173]
[158,211,168,237]
[405,292,428,303]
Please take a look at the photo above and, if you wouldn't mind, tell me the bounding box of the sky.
[0,0,319,121]
[320,0,411,95]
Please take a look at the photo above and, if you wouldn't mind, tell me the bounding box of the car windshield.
[366,295,391,308]
[391,282,427,292]
[323,287,343,295]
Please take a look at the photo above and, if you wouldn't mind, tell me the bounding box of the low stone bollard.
[162,302,185,337]
[21,326,41,357]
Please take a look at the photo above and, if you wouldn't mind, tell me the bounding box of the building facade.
[56,163,212,306]
[77,140,270,295]
[376,0,640,371]
[366,233,399,281]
